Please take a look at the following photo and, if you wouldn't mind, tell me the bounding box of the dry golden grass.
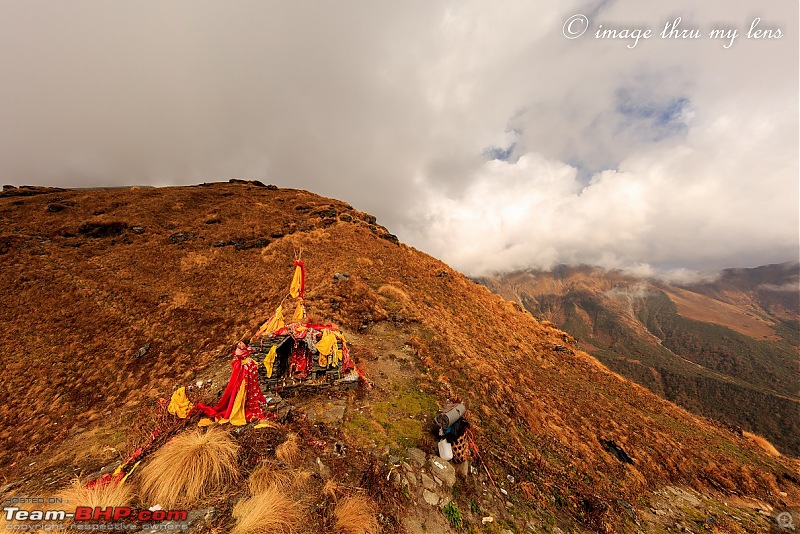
[56,479,134,512]
[138,427,239,507]
[743,431,781,457]
[247,461,294,495]
[276,432,301,466]
[291,469,313,490]
[322,479,341,500]
[377,284,409,302]
[247,460,313,504]
[232,485,303,534]
[333,494,380,534]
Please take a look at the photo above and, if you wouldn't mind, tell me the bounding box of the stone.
[421,472,436,490]
[428,456,457,488]
[168,232,195,244]
[407,448,426,467]
[423,489,440,506]
[316,457,332,479]
[404,473,418,487]
[133,343,151,359]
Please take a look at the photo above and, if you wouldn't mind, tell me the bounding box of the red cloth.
[194,351,267,422]
[290,344,311,378]
[271,322,336,338]
[242,357,267,420]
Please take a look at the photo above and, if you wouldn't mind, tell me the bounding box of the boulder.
[428,455,456,488]
[423,489,440,506]
[406,448,426,467]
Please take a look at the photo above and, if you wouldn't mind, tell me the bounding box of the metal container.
[435,403,466,429]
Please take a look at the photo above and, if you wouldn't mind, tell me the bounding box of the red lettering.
[113,507,131,520]
[74,507,92,521]
[151,510,166,521]
[94,506,113,520]
[167,511,188,521]
[138,510,151,521]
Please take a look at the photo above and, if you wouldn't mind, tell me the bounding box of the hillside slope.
[1,183,798,532]
[480,265,800,456]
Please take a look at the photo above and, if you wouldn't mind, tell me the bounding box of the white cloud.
[0,0,796,277]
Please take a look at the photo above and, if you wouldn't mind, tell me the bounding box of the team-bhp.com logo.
[3,505,187,522]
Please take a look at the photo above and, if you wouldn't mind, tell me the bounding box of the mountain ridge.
[480,262,800,457]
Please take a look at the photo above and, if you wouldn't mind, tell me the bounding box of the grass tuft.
[57,479,134,512]
[248,461,293,495]
[232,485,303,534]
[276,432,301,466]
[333,494,380,534]
[138,427,239,507]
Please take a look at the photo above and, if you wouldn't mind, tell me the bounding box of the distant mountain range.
[479,262,800,455]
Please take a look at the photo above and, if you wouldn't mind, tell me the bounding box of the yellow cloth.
[167,387,193,419]
[333,333,345,366]
[198,418,215,427]
[227,380,248,427]
[290,265,303,298]
[256,305,284,337]
[263,345,278,378]
[316,330,337,356]
[291,301,305,322]
[318,352,328,367]
[119,461,140,486]
[254,420,278,429]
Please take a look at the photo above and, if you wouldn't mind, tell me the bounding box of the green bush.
[443,501,463,529]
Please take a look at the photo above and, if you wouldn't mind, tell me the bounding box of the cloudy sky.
[1,1,797,277]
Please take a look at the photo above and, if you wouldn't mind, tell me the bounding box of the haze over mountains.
[480,262,800,455]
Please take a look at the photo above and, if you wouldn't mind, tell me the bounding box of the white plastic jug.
[438,438,453,461]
